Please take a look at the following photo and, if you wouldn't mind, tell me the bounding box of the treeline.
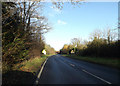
[2,2,51,73]
[45,44,56,55]
[60,29,120,58]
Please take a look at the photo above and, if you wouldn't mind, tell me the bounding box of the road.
[38,54,120,84]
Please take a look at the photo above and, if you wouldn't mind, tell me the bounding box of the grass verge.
[13,54,52,74]
[62,54,120,69]
[2,54,52,84]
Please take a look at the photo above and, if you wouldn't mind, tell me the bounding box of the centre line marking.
[70,64,75,67]
[82,69,112,84]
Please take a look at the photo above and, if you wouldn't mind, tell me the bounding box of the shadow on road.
[2,70,37,85]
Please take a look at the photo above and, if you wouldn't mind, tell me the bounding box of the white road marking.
[34,58,48,85]
[82,69,112,84]
[70,63,75,67]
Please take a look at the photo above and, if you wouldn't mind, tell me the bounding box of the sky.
[42,2,118,51]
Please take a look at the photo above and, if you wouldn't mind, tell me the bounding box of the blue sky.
[42,2,118,51]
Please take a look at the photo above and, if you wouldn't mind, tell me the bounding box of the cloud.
[57,20,67,25]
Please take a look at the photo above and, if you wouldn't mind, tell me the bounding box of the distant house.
[42,49,46,55]
[71,50,74,54]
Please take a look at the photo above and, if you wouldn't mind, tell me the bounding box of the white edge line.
[82,69,112,84]
[34,58,48,85]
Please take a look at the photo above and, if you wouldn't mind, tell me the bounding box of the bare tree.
[103,27,118,44]
[71,38,81,48]
[89,29,102,41]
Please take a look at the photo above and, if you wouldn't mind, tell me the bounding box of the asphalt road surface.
[38,54,120,84]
